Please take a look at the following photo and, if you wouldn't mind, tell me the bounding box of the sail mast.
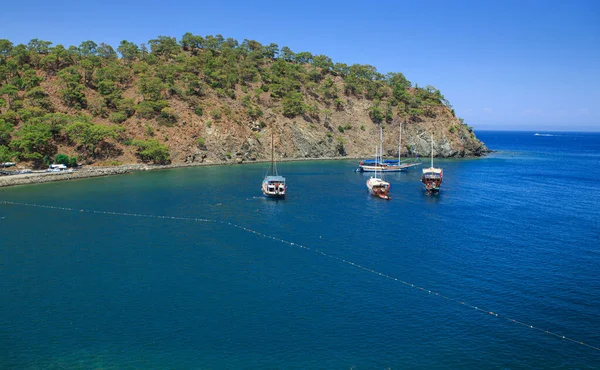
[380,124,383,165]
[398,123,402,164]
[270,132,275,175]
[374,144,378,178]
[430,135,434,168]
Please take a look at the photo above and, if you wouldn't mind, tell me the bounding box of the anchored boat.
[421,135,443,193]
[262,133,286,198]
[357,123,420,172]
[366,126,391,200]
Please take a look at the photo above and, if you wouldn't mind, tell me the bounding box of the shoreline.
[0,153,487,189]
[0,156,362,188]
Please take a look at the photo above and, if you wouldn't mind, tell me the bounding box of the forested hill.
[0,34,488,167]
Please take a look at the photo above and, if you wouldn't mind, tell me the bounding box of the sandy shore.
[0,157,365,188]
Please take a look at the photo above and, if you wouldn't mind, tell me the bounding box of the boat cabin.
[263,175,286,196]
[422,168,443,191]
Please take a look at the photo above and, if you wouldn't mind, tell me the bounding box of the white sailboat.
[357,123,420,172]
[366,126,391,200]
[262,133,286,198]
[421,135,443,193]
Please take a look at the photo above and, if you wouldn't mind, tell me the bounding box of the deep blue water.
[1,130,599,369]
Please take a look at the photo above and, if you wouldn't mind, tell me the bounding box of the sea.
[1,130,599,369]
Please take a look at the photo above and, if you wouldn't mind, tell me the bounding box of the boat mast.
[398,123,402,164]
[430,134,434,168]
[270,132,276,176]
[374,144,378,178]
[379,124,383,165]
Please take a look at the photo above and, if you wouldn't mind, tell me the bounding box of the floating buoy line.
[1,199,599,353]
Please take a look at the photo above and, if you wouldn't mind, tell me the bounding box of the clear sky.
[2,0,599,131]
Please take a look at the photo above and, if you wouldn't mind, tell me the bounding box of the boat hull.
[358,162,420,172]
[367,178,391,200]
[422,166,442,193]
[421,177,442,193]
[262,179,286,198]
[263,192,286,198]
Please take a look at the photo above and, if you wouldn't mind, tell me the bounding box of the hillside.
[0,35,488,168]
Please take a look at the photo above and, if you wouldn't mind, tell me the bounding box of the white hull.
[262,180,286,198]
[359,162,420,172]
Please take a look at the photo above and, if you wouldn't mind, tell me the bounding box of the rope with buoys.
[1,199,599,353]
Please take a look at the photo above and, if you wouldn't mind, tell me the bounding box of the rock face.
[237,105,490,163]
[187,108,488,166]
[184,151,206,164]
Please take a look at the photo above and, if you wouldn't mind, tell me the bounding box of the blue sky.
[2,0,599,131]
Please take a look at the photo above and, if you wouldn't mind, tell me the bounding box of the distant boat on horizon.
[262,132,286,198]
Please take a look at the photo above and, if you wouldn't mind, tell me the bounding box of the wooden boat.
[421,135,443,193]
[262,133,286,198]
[357,123,420,172]
[366,126,391,200]
[367,176,391,200]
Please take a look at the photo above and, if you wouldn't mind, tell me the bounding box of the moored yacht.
[421,135,443,193]
[366,126,391,200]
[262,133,286,198]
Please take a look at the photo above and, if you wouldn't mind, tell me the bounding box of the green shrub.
[369,104,383,123]
[145,124,154,137]
[0,145,16,163]
[0,120,13,146]
[18,107,46,122]
[54,153,78,167]
[54,153,69,165]
[109,112,127,123]
[0,111,18,125]
[64,121,117,159]
[210,108,222,120]
[134,100,169,119]
[337,125,345,133]
[247,105,263,119]
[158,107,177,126]
[132,138,170,164]
[116,98,136,117]
[194,106,203,116]
[282,92,305,117]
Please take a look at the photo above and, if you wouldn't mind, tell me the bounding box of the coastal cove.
[1,131,599,368]
[0,155,382,188]
[0,148,484,189]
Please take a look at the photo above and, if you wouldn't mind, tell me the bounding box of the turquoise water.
[1,131,599,368]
